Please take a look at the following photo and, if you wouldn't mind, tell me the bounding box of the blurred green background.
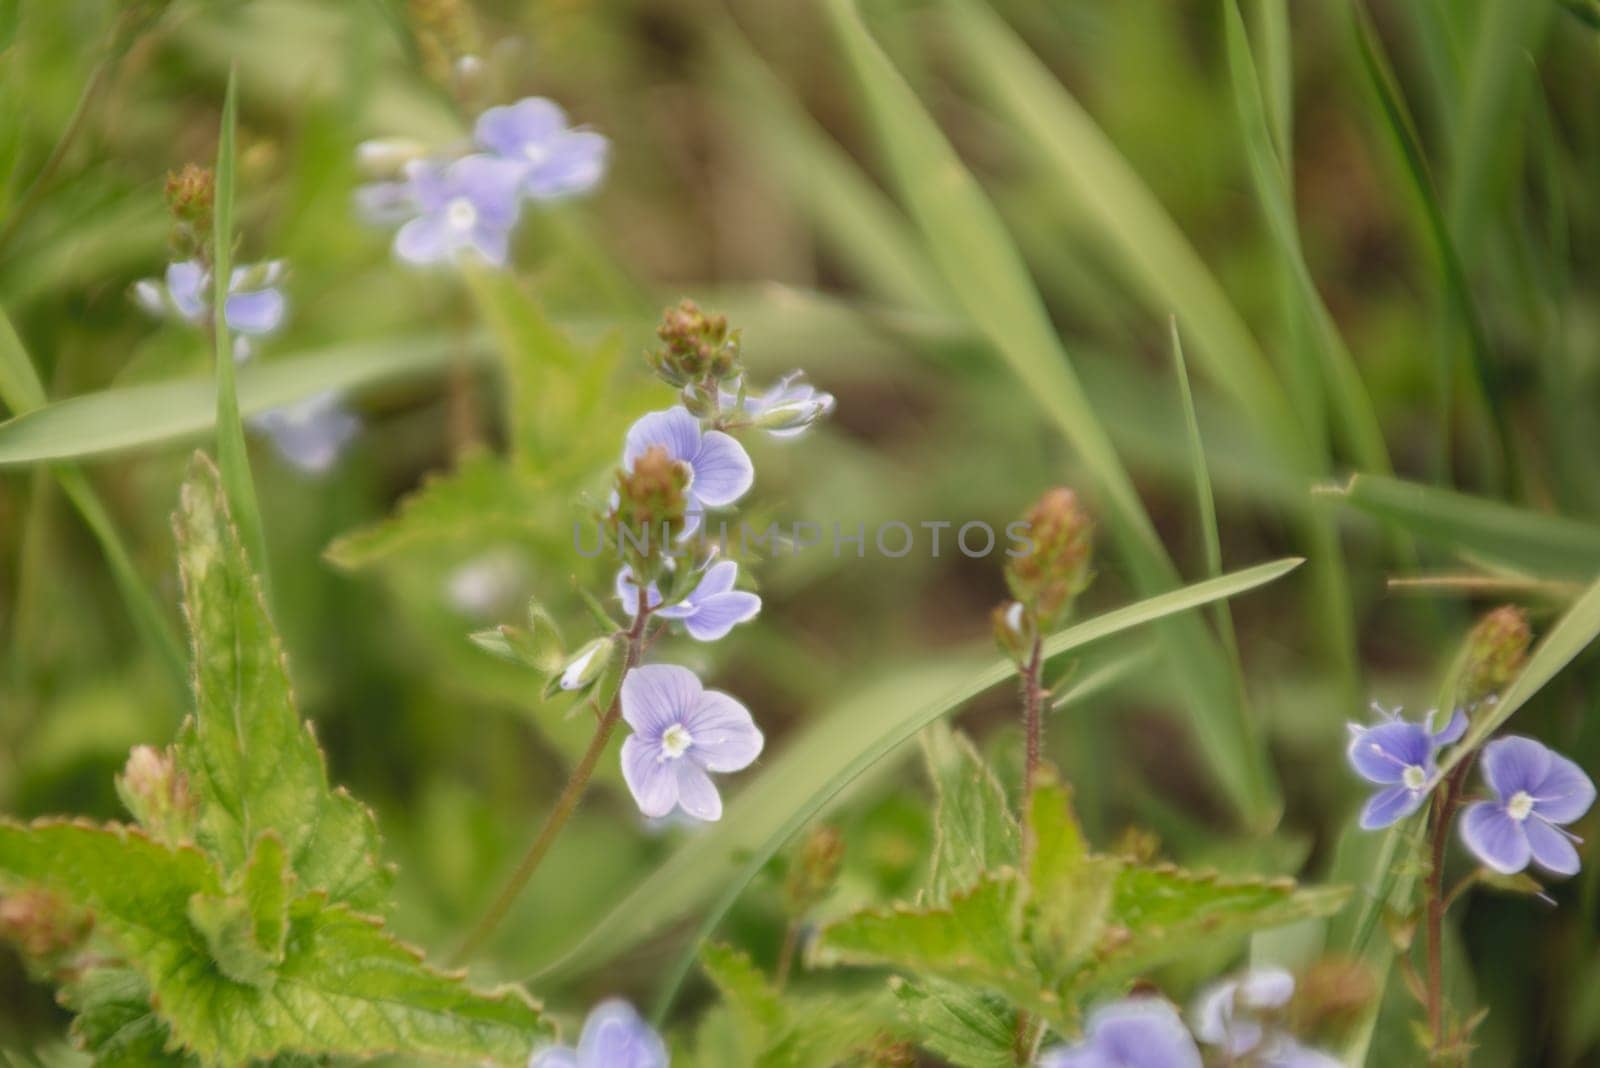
[3,0,1600,1063]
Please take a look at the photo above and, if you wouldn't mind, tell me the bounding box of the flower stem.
[451,606,651,964]
[1020,634,1045,816]
[1424,761,1471,1052]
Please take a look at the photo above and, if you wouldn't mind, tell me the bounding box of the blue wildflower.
[616,560,761,642]
[362,156,526,267]
[1037,998,1200,1068]
[248,391,360,476]
[134,259,287,336]
[1189,966,1340,1067]
[1346,705,1467,829]
[622,406,753,535]
[528,999,667,1068]
[474,97,609,200]
[1460,735,1595,876]
[718,371,835,438]
[619,664,762,822]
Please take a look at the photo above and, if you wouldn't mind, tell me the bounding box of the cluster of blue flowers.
[1039,967,1338,1068]
[133,258,359,474]
[1347,703,1596,877]
[357,97,608,268]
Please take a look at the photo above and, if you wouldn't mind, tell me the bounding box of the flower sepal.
[547,635,619,699]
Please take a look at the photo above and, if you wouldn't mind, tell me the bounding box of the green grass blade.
[0,306,186,690]
[944,0,1305,470]
[518,559,1299,993]
[1327,474,1600,578]
[209,67,268,582]
[827,0,1278,823]
[1170,321,1237,660]
[0,334,477,465]
[711,19,947,311]
[1221,0,1389,476]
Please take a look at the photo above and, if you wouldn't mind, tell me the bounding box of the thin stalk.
[1425,761,1471,1050]
[774,921,800,989]
[1020,634,1045,810]
[452,605,651,964]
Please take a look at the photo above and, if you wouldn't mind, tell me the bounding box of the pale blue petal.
[673,761,723,821]
[575,999,667,1068]
[1090,998,1202,1068]
[623,407,701,469]
[1433,709,1469,746]
[475,97,567,158]
[621,735,677,819]
[1346,721,1427,785]
[620,664,700,735]
[224,288,286,335]
[1481,736,1553,799]
[1525,817,1581,876]
[166,260,207,321]
[680,591,761,642]
[1460,801,1532,874]
[526,131,609,198]
[1530,748,1597,824]
[527,1045,579,1068]
[1360,784,1423,830]
[689,430,754,507]
[394,214,453,264]
[683,690,762,773]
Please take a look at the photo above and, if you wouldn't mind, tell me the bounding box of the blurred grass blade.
[944,0,1304,469]
[1348,0,1505,480]
[210,68,268,580]
[827,0,1278,823]
[1221,0,1388,477]
[0,306,186,688]
[1439,575,1600,776]
[711,19,946,311]
[1328,474,1600,578]
[520,558,1300,993]
[1170,321,1236,660]
[0,334,477,464]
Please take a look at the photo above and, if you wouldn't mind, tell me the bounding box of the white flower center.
[1507,790,1535,821]
[1402,765,1427,791]
[445,197,478,231]
[661,723,694,760]
[522,142,550,165]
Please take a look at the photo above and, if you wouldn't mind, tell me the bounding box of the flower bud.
[115,745,196,845]
[1004,487,1092,628]
[784,825,844,916]
[1460,605,1531,703]
[407,0,480,88]
[0,889,92,972]
[611,445,690,580]
[556,636,615,693]
[648,300,742,388]
[991,599,1036,665]
[164,164,214,258]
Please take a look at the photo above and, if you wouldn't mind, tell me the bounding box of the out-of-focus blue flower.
[1460,735,1595,876]
[718,371,835,439]
[361,156,526,267]
[1036,998,1201,1068]
[249,391,360,476]
[622,407,753,535]
[1257,1039,1344,1068]
[528,999,667,1068]
[619,664,762,822]
[1346,705,1467,829]
[475,97,609,200]
[134,259,287,336]
[616,560,761,642]
[1190,965,1294,1057]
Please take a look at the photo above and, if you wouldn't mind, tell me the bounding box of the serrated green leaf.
[1024,771,1114,982]
[174,453,389,910]
[1078,866,1349,992]
[61,968,193,1068]
[185,833,290,987]
[923,724,1020,903]
[0,821,551,1065]
[700,943,787,1034]
[890,978,1016,1068]
[323,449,547,570]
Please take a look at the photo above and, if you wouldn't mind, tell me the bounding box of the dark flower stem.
[452,604,652,964]
[1424,760,1472,1051]
[1013,632,1046,1064]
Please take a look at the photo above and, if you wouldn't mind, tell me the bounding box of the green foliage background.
[2,0,1600,1064]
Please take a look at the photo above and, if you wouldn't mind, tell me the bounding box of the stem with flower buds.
[1424,760,1472,1052]
[452,603,652,964]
